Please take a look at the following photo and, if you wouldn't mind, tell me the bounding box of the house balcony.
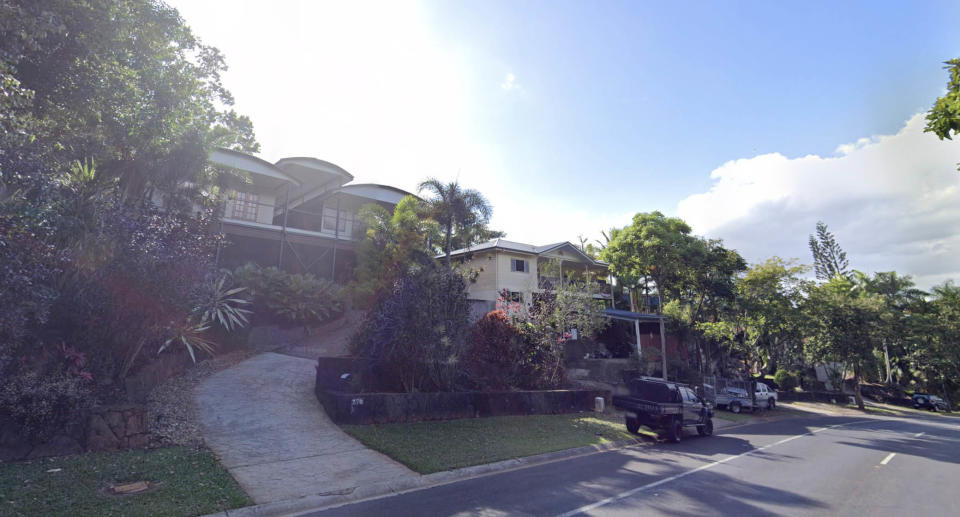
[537,276,613,298]
[220,197,365,246]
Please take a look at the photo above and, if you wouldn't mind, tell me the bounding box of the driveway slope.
[194,352,416,504]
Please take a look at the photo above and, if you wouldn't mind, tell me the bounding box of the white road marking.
[880,453,896,465]
[914,432,925,438]
[555,419,874,517]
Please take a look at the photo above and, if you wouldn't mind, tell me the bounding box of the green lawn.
[0,447,250,517]
[343,412,647,474]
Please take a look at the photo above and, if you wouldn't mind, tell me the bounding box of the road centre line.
[555,419,875,517]
[880,453,896,465]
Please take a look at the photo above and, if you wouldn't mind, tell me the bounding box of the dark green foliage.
[925,58,960,141]
[0,371,90,443]
[808,221,849,281]
[773,369,799,392]
[0,0,258,203]
[231,264,342,329]
[597,320,635,359]
[0,0,258,439]
[351,266,471,392]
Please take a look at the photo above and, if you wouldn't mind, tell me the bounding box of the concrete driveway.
[195,352,416,504]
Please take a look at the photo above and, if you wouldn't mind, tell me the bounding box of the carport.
[603,308,668,380]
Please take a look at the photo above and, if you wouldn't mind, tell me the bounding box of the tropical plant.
[159,322,217,364]
[232,264,342,330]
[193,274,252,331]
[417,178,492,266]
[350,196,438,306]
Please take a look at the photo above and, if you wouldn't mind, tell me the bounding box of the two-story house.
[446,239,613,317]
[209,148,414,281]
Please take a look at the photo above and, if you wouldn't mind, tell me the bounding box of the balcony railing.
[537,275,612,297]
[221,197,365,241]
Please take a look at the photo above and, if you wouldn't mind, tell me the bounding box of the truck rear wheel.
[730,401,742,414]
[667,419,682,443]
[697,418,713,436]
[767,398,776,410]
[625,415,640,434]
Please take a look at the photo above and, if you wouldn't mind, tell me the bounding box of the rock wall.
[0,405,151,461]
[86,405,150,452]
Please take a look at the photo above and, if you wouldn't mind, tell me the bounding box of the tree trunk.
[853,362,865,410]
[443,222,453,267]
[883,341,892,384]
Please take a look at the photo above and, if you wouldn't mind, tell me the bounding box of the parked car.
[612,377,714,443]
[912,393,949,412]
[715,386,753,414]
[756,382,778,410]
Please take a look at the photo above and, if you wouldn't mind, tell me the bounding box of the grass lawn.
[713,405,805,424]
[343,412,649,474]
[0,446,250,517]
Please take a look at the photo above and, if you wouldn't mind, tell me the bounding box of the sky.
[167,0,960,289]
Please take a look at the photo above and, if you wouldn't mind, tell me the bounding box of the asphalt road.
[303,412,960,516]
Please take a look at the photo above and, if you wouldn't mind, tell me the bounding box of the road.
[301,412,960,516]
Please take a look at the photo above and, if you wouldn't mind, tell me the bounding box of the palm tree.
[417,178,492,267]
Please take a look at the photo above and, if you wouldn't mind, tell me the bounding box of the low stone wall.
[0,404,151,461]
[86,405,150,452]
[317,387,610,425]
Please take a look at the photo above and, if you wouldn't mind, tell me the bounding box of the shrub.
[773,369,799,392]
[350,266,471,392]
[466,311,523,390]
[232,264,342,329]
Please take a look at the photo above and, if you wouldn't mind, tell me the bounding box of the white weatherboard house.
[446,239,613,317]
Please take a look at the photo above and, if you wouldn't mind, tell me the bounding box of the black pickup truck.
[612,377,714,443]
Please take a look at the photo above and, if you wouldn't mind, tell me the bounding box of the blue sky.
[169,0,960,287]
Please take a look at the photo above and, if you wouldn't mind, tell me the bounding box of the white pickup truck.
[756,382,778,410]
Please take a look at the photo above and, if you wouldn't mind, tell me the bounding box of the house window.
[510,258,528,273]
[322,208,348,233]
[232,192,260,222]
[508,291,524,303]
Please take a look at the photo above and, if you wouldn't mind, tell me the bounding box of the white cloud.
[500,72,520,91]
[677,113,960,289]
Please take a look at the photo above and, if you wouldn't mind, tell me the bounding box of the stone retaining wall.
[0,405,151,461]
[317,383,608,425]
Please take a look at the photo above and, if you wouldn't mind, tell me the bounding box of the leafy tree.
[808,221,850,281]
[851,271,926,384]
[417,178,492,266]
[925,58,960,143]
[803,276,883,409]
[600,211,700,378]
[909,282,960,405]
[1,0,257,203]
[664,238,746,378]
[698,257,806,378]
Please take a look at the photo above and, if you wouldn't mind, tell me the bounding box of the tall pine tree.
[808,221,850,281]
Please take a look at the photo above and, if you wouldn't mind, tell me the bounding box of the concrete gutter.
[203,436,648,517]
